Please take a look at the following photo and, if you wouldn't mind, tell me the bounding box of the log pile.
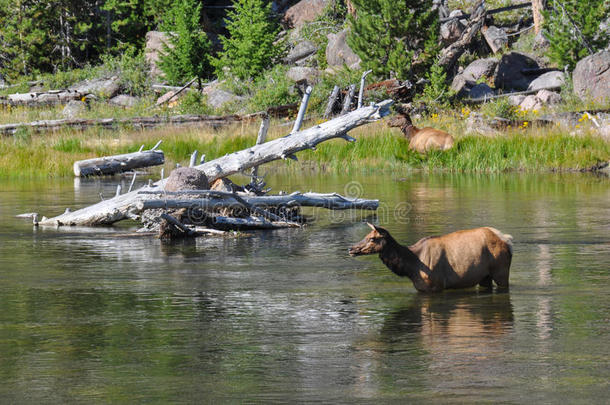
[28,98,393,238]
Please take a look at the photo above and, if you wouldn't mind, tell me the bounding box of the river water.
[0,172,608,403]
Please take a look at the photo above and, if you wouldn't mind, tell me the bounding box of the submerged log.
[38,100,393,227]
[74,145,164,177]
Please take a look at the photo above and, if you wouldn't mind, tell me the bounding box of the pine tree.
[544,0,609,70]
[158,0,212,85]
[212,0,279,80]
[347,0,439,81]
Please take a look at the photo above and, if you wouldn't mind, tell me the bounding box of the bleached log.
[341,84,357,115]
[74,149,165,176]
[250,114,270,184]
[438,7,487,71]
[38,99,392,226]
[291,85,313,134]
[136,191,379,211]
[0,90,86,106]
[358,70,372,109]
[212,216,300,230]
[323,85,340,119]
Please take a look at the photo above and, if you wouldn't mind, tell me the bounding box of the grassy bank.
[1,118,608,179]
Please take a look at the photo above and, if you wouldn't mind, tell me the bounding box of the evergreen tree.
[158,0,212,85]
[544,0,609,70]
[347,0,439,81]
[212,0,279,80]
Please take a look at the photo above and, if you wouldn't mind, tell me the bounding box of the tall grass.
[0,118,608,179]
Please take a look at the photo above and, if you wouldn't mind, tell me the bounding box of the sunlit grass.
[0,116,608,179]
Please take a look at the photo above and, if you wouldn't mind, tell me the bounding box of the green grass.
[1,118,608,179]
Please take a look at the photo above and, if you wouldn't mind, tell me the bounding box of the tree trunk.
[74,150,165,177]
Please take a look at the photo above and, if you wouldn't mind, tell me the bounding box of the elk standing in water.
[349,223,513,292]
[387,107,454,153]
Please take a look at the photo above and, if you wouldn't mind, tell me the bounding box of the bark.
[38,100,393,226]
[438,8,488,72]
[323,85,340,119]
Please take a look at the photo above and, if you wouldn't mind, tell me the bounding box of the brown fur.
[387,110,454,153]
[349,223,513,293]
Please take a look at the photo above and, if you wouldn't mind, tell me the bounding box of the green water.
[0,172,608,403]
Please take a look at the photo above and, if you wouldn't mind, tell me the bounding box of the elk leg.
[479,275,493,289]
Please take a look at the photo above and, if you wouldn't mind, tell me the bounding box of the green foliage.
[100,48,152,96]
[177,91,213,115]
[544,0,609,70]
[298,1,348,69]
[158,0,212,85]
[479,98,518,120]
[420,63,452,106]
[347,0,439,81]
[212,0,280,80]
[245,65,296,111]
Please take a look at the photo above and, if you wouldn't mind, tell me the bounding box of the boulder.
[533,31,550,50]
[536,89,562,105]
[71,76,121,98]
[62,100,86,119]
[573,50,610,103]
[494,52,540,91]
[450,74,474,97]
[145,31,169,78]
[519,95,544,111]
[204,88,244,110]
[326,29,361,68]
[283,0,329,30]
[110,94,138,107]
[508,95,526,106]
[440,19,465,44]
[469,83,494,99]
[287,66,320,83]
[482,26,508,53]
[527,71,565,91]
[165,167,209,192]
[284,40,318,64]
[462,58,498,82]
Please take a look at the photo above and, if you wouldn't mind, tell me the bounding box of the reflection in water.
[1,172,609,402]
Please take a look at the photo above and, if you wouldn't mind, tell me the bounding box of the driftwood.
[291,85,313,134]
[74,141,164,176]
[357,70,373,109]
[323,85,340,119]
[38,99,392,227]
[438,7,487,71]
[341,84,357,115]
[135,191,379,212]
[155,77,197,107]
[212,216,300,230]
[0,105,299,136]
[0,90,86,106]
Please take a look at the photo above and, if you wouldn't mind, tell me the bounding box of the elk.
[387,107,454,153]
[349,223,513,292]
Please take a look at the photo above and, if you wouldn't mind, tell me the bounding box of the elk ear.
[366,222,376,231]
[372,224,389,235]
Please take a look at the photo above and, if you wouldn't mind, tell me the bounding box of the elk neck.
[379,234,419,279]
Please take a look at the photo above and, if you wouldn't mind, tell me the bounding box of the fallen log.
[38,99,393,226]
[74,142,164,177]
[135,191,379,211]
[0,89,86,106]
[438,7,487,72]
[212,216,301,230]
[463,85,561,104]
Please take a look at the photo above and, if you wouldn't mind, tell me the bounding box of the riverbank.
[1,116,608,179]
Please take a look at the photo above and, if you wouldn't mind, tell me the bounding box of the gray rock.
[573,49,610,103]
[527,71,566,91]
[326,29,361,68]
[519,95,544,111]
[205,88,244,110]
[165,167,209,192]
[469,83,494,99]
[62,100,86,119]
[449,9,464,18]
[71,76,121,98]
[536,89,562,105]
[284,40,318,64]
[145,31,170,78]
[440,19,465,44]
[287,66,320,84]
[283,0,329,30]
[462,58,498,82]
[494,52,540,91]
[534,31,550,50]
[508,95,526,106]
[110,94,138,107]
[450,74,475,97]
[482,26,508,53]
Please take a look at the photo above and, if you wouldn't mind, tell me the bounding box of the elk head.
[387,106,417,140]
[349,223,391,256]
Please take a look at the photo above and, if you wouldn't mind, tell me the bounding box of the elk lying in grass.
[349,223,513,292]
[387,108,454,153]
